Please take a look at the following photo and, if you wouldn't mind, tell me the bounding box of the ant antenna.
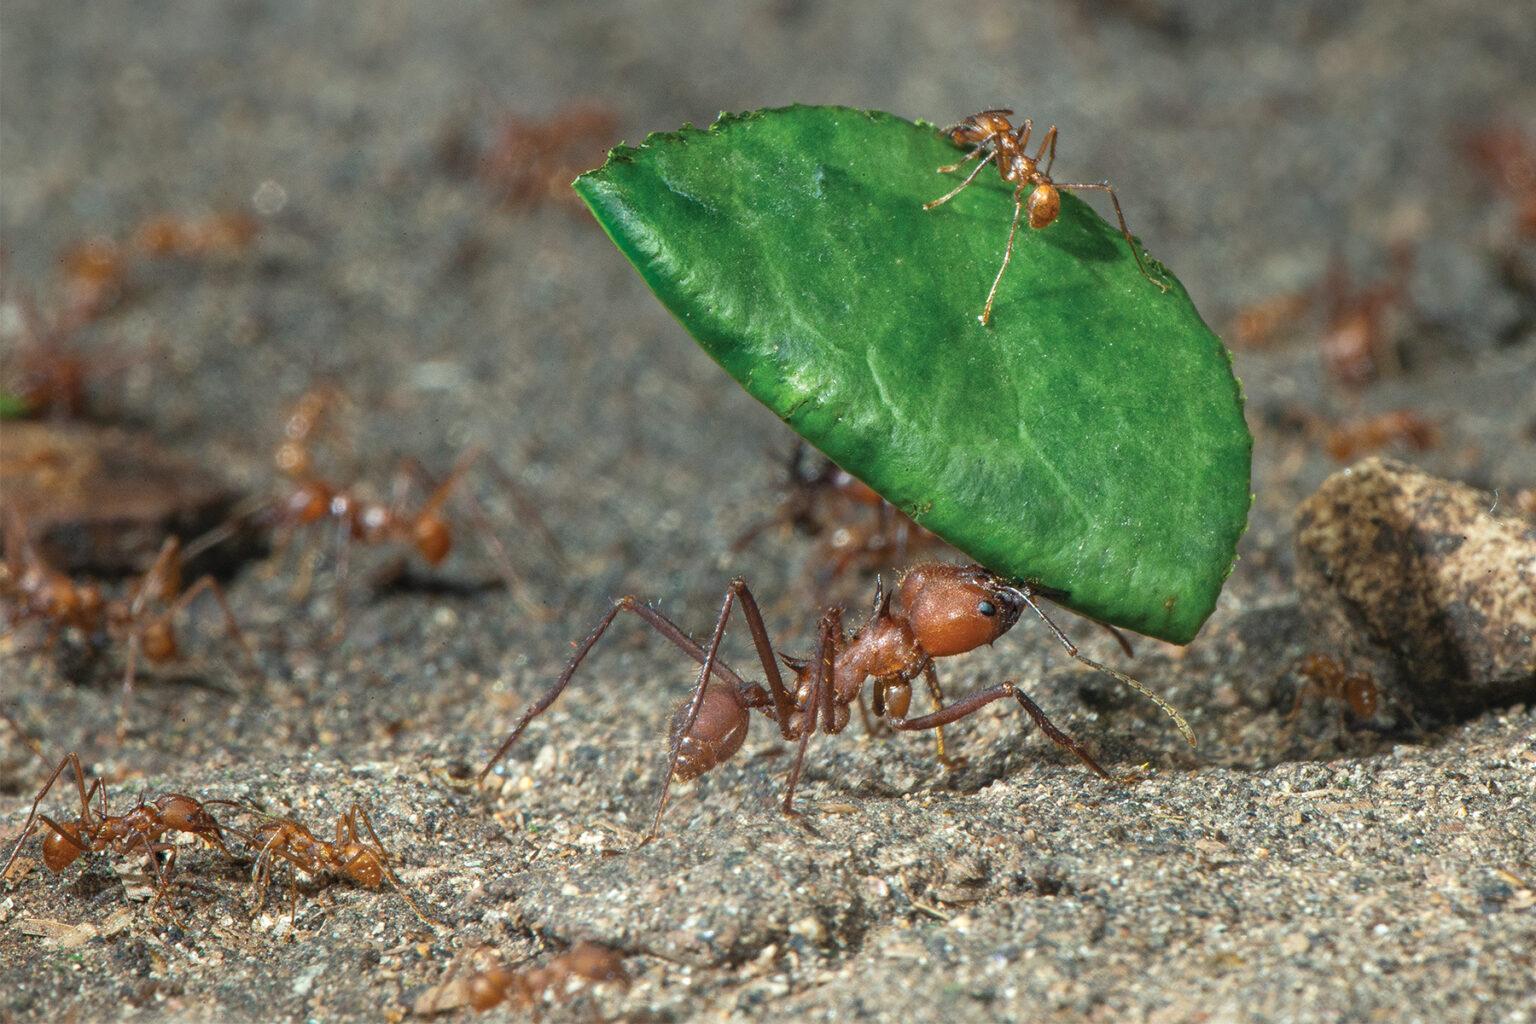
[1003,585,1195,747]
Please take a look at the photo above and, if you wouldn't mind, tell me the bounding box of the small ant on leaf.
[924,109,1168,325]
[214,801,440,929]
[480,562,1192,840]
[1,753,236,916]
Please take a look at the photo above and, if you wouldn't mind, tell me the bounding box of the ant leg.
[326,513,352,645]
[1011,586,1195,746]
[643,576,807,839]
[887,679,1112,779]
[346,804,441,928]
[923,150,998,209]
[1035,124,1059,176]
[779,610,838,820]
[117,631,141,741]
[173,575,259,676]
[0,705,48,765]
[920,662,963,769]
[479,587,796,784]
[1054,181,1170,293]
[4,753,94,875]
[935,144,986,176]
[979,188,1027,326]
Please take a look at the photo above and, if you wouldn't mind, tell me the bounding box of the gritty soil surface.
[2,1,1534,1022]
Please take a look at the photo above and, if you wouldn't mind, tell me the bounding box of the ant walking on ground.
[212,801,439,928]
[480,562,1193,840]
[924,109,1169,326]
[1,752,236,916]
[2,511,257,737]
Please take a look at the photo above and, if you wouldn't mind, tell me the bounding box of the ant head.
[41,823,88,871]
[898,564,1024,658]
[140,620,178,662]
[1027,183,1061,229]
[413,515,452,565]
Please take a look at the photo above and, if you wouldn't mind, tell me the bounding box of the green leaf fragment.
[575,105,1251,644]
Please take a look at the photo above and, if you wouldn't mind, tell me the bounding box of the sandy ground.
[1,1,1534,1021]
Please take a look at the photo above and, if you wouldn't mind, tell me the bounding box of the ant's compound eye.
[977,600,997,617]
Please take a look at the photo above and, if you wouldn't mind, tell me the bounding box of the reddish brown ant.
[2,511,256,735]
[1319,245,1416,388]
[1323,410,1439,463]
[216,801,438,928]
[425,941,630,1014]
[478,105,618,210]
[480,562,1191,839]
[131,211,260,260]
[1285,655,1380,740]
[1,752,236,913]
[924,109,1168,325]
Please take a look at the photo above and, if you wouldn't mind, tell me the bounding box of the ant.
[426,941,630,1014]
[480,562,1192,840]
[1318,245,1416,388]
[1,753,236,914]
[477,105,618,210]
[2,511,256,735]
[216,802,439,928]
[732,443,940,587]
[923,109,1167,326]
[1322,409,1439,463]
[1285,654,1380,737]
[195,385,557,635]
[131,211,260,260]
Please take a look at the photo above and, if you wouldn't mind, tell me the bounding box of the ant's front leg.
[885,678,1113,780]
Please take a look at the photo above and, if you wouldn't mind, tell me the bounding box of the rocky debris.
[1294,457,1536,720]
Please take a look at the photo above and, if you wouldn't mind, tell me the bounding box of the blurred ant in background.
[438,104,616,211]
[1228,243,1419,390]
[193,386,561,637]
[924,108,1168,325]
[2,510,256,736]
[733,442,943,593]
[422,941,630,1015]
[1469,125,1536,239]
[481,561,1183,840]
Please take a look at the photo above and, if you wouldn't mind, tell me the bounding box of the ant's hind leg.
[779,609,840,825]
[1055,181,1170,293]
[3,753,94,875]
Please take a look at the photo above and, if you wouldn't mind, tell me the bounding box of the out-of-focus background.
[2,2,1533,1021]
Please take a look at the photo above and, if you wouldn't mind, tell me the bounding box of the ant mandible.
[1,753,236,914]
[215,801,440,928]
[923,109,1169,325]
[480,562,1193,840]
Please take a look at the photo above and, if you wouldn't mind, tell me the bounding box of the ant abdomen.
[668,684,749,781]
[42,827,86,871]
[413,516,452,565]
